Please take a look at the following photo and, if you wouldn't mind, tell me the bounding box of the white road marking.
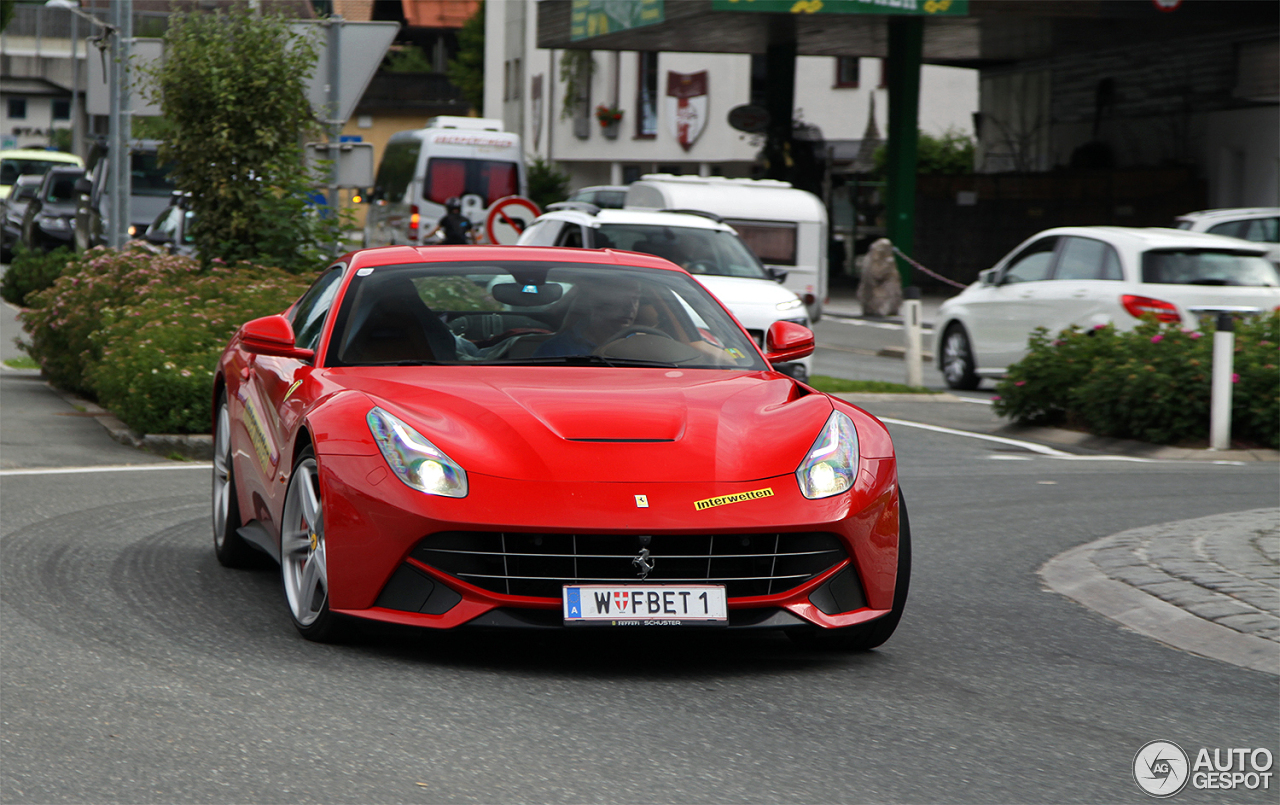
[0,463,211,476]
[878,417,1243,464]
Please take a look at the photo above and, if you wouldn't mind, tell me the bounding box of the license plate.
[563,584,728,626]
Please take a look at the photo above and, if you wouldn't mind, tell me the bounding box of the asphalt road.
[3,371,1277,803]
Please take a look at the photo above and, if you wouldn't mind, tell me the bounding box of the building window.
[53,99,71,120]
[636,52,658,138]
[835,57,860,88]
[512,58,521,100]
[750,55,767,107]
[8,98,27,119]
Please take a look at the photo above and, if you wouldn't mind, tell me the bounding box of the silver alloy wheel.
[281,458,328,627]
[942,329,971,386]
[212,403,232,547]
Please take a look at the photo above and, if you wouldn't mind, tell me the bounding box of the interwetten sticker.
[694,487,773,511]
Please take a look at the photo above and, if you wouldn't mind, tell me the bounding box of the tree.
[874,128,975,176]
[140,6,340,271]
[526,155,569,210]
[447,4,484,112]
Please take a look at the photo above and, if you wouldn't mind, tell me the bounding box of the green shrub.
[994,314,1280,449]
[86,266,309,434]
[1,245,83,307]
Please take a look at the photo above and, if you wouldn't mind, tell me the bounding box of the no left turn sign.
[485,196,541,245]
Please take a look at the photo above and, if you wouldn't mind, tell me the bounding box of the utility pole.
[106,0,133,249]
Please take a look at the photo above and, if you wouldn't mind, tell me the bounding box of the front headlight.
[795,410,858,499]
[367,406,468,498]
[776,298,805,312]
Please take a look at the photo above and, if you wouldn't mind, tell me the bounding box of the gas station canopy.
[537,0,1274,65]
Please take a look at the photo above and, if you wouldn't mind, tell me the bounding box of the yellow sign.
[694,487,774,511]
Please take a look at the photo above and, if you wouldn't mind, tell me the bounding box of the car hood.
[325,367,832,483]
[131,194,172,227]
[696,275,802,308]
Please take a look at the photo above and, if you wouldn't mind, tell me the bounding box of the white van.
[625,175,828,321]
[363,117,526,247]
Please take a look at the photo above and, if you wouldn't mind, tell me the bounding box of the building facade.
[483,0,977,191]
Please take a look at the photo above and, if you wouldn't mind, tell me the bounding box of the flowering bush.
[87,267,309,434]
[994,313,1279,449]
[21,246,309,434]
[594,104,623,127]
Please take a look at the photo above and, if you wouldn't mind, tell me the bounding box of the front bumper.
[319,452,901,631]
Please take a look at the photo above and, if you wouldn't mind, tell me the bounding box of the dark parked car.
[74,139,176,251]
[2,174,44,261]
[21,166,85,253]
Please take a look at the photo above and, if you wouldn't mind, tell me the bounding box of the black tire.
[789,493,911,651]
[212,391,256,568]
[940,324,980,390]
[280,446,345,642]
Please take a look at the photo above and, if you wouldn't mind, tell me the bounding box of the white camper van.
[625,175,828,321]
[364,117,526,247]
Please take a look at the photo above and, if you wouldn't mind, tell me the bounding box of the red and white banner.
[666,70,708,151]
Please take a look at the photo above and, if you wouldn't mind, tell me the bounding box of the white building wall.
[486,0,978,191]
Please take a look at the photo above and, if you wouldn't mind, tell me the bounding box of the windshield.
[423,158,519,207]
[327,261,767,370]
[1141,250,1280,287]
[131,152,177,197]
[595,224,771,280]
[1,157,76,186]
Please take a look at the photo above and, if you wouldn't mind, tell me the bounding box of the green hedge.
[993,314,1279,449]
[1,245,84,307]
[22,247,310,434]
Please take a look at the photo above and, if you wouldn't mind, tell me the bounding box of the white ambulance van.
[363,117,526,247]
[625,175,828,321]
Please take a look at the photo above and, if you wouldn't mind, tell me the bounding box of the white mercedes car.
[935,226,1280,389]
[517,205,813,381]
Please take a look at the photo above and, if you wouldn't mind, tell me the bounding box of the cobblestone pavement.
[1042,508,1280,675]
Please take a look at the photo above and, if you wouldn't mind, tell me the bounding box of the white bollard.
[903,287,923,388]
[1209,312,1234,450]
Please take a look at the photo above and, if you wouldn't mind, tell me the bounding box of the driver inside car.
[533,276,744,367]
[534,277,641,357]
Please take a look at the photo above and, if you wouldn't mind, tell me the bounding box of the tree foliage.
[139,7,340,271]
[874,128,975,176]
[526,155,570,211]
[447,3,484,112]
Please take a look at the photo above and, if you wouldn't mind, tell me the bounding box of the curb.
[47,383,213,461]
[1040,514,1280,676]
[998,423,1280,463]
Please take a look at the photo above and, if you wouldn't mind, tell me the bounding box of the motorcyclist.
[424,197,476,244]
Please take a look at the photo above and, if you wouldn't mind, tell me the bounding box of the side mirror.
[145,229,173,245]
[766,267,789,284]
[74,178,93,195]
[239,315,315,361]
[764,320,815,364]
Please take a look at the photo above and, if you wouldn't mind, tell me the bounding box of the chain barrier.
[890,244,969,290]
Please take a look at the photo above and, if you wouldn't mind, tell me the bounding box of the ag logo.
[1134,741,1190,797]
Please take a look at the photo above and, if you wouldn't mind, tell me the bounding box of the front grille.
[411,532,847,599]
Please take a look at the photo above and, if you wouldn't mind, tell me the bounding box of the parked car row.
[0,148,84,261]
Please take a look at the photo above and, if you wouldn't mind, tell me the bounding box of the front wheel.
[212,392,255,567]
[940,324,980,390]
[789,492,911,651]
[280,447,344,642]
